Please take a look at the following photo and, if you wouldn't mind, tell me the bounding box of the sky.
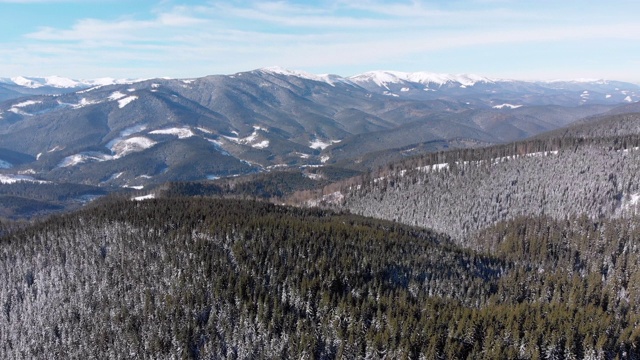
[1,0,639,82]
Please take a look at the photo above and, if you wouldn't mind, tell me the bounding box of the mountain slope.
[1,68,635,191]
[309,113,640,243]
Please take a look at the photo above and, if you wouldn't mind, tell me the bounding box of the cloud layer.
[1,1,639,81]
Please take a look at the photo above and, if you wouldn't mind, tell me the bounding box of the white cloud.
[2,1,640,82]
[26,12,207,42]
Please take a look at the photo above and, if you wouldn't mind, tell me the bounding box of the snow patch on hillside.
[223,127,269,148]
[108,91,126,101]
[106,124,151,154]
[13,100,42,108]
[0,174,48,184]
[310,138,341,150]
[416,163,450,172]
[120,124,148,138]
[103,172,124,183]
[74,98,98,108]
[118,96,138,108]
[150,127,194,139]
[110,137,157,158]
[252,140,270,149]
[493,103,523,109]
[58,152,112,167]
[8,100,42,116]
[304,172,323,180]
[132,193,155,201]
[197,127,213,134]
[8,108,30,116]
[310,139,331,150]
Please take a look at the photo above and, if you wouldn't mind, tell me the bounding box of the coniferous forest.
[2,197,640,359]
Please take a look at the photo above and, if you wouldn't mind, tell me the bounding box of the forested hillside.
[2,198,640,358]
[331,114,640,243]
[541,111,640,139]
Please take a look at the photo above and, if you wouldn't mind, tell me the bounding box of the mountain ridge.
[3,66,639,93]
[0,66,638,217]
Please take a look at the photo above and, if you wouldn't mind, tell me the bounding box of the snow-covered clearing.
[150,127,195,139]
[72,98,98,109]
[12,100,41,108]
[118,96,138,108]
[108,91,126,100]
[8,100,41,115]
[0,174,48,184]
[58,152,112,167]
[110,137,157,158]
[252,140,270,149]
[310,138,340,150]
[132,193,155,201]
[223,127,269,148]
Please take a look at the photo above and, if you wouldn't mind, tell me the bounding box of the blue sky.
[1,0,639,82]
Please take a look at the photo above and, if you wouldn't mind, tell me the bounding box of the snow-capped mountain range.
[0,66,639,194]
[3,67,637,93]
[349,70,494,88]
[0,76,138,89]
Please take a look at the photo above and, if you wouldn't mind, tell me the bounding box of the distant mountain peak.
[543,78,610,85]
[348,70,495,88]
[256,66,350,86]
[0,76,142,90]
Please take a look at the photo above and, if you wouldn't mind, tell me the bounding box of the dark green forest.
[2,198,640,359]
